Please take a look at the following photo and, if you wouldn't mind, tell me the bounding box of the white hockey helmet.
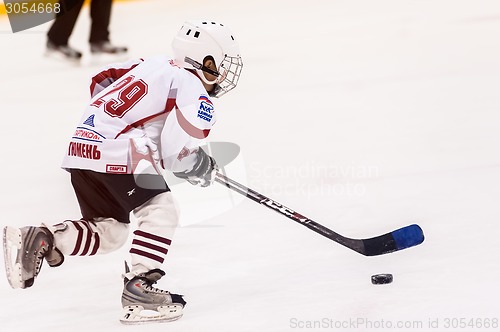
[172,20,243,98]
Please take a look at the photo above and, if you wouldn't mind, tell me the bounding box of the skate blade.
[44,50,82,66]
[3,226,24,289]
[119,305,183,325]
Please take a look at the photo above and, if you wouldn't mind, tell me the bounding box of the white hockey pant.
[44,192,179,276]
[128,191,179,277]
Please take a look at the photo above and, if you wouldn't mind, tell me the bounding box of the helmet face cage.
[172,20,243,98]
[211,54,243,98]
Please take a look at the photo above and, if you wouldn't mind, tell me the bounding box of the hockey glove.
[132,135,160,164]
[173,148,218,187]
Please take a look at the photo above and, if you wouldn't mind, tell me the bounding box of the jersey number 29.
[91,75,148,118]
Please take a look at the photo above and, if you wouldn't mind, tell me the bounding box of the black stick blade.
[362,224,425,256]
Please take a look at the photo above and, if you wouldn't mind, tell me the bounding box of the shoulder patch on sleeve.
[197,95,214,122]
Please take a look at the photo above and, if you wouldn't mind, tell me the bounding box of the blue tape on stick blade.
[392,224,425,250]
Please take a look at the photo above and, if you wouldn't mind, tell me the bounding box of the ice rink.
[1,0,500,331]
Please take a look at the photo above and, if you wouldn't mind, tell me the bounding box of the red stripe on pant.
[129,248,165,263]
[130,230,171,263]
[70,220,100,256]
[133,230,172,245]
[132,239,169,254]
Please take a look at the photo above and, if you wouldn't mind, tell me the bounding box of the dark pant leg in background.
[89,0,113,44]
[47,0,85,46]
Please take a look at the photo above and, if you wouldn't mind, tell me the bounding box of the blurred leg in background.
[46,0,127,61]
[46,0,84,60]
[89,0,128,54]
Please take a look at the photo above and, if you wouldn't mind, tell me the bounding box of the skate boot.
[120,269,186,324]
[90,41,128,54]
[45,40,82,61]
[3,226,63,289]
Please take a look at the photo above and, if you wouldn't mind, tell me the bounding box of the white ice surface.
[0,0,499,331]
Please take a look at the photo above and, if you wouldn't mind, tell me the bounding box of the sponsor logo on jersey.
[197,95,214,122]
[106,164,128,174]
[72,127,105,142]
[83,114,95,127]
[68,142,101,160]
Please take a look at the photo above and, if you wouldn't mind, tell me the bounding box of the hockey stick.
[215,172,424,256]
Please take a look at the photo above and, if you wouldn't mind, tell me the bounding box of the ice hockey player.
[3,20,243,324]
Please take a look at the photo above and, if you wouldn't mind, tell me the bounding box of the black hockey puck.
[371,273,393,285]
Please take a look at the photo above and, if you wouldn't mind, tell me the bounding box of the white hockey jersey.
[61,55,216,176]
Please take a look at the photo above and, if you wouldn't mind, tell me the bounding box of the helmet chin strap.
[184,57,232,98]
[184,57,219,84]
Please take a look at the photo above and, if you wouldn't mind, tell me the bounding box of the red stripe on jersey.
[165,97,176,113]
[89,62,142,96]
[176,107,210,139]
[114,110,171,139]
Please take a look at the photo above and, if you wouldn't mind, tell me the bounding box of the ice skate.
[45,41,82,62]
[120,269,186,324]
[88,41,128,66]
[3,226,60,289]
[90,41,128,54]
